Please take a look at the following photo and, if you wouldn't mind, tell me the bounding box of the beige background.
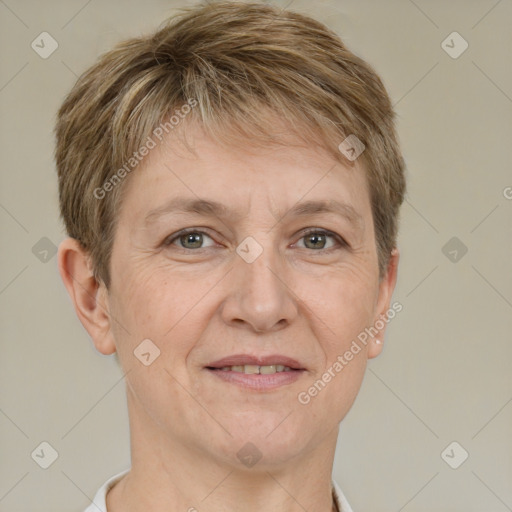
[1,0,511,511]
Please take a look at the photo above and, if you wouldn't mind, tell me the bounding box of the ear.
[367,248,400,359]
[57,238,116,355]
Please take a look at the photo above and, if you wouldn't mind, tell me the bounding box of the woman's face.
[103,121,398,468]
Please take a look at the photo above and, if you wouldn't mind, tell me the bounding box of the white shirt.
[83,469,354,512]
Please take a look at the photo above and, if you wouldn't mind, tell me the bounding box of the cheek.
[299,339,368,425]
[108,270,170,359]
[108,265,216,371]
[112,264,178,331]
[108,269,207,428]
[295,272,376,418]
[300,267,378,341]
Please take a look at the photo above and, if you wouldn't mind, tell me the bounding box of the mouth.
[207,364,297,374]
[205,354,306,391]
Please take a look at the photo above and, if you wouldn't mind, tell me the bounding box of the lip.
[206,367,305,391]
[206,354,305,370]
[204,354,306,391]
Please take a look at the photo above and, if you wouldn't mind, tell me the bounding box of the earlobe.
[57,238,117,355]
[367,248,400,359]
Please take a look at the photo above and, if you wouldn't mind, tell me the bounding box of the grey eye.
[304,232,328,249]
[166,230,215,249]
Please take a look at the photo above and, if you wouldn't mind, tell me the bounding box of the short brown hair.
[55,0,406,288]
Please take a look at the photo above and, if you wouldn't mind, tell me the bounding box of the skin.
[59,118,399,512]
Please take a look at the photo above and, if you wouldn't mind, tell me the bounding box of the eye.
[295,229,347,251]
[162,228,348,252]
[163,229,216,250]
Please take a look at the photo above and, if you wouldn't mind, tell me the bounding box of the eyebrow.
[144,197,364,229]
[285,199,364,229]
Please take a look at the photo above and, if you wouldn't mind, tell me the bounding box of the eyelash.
[163,227,348,253]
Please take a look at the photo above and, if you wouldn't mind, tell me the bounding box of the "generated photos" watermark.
[93,98,198,200]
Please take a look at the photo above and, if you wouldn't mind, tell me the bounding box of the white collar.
[83,469,354,512]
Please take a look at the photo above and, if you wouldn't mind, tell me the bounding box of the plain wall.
[0,1,511,510]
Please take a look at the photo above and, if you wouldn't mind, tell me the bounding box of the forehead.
[118,121,372,226]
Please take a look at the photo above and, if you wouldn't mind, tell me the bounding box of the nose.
[220,240,299,334]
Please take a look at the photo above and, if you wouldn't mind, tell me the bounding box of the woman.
[55,1,406,511]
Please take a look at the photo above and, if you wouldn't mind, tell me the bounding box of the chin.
[202,416,314,470]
